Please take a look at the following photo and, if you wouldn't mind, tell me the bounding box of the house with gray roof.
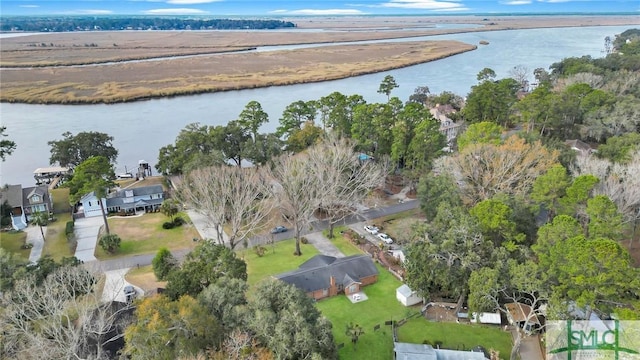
[0,184,52,230]
[275,254,378,300]
[78,185,164,218]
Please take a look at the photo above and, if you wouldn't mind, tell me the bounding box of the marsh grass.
[1,41,475,104]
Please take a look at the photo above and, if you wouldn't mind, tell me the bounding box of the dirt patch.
[424,302,459,322]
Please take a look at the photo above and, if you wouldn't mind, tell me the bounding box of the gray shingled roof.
[275,254,378,293]
[0,185,24,208]
[22,186,50,207]
[111,184,163,199]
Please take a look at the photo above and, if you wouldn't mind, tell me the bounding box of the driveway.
[25,224,46,264]
[305,232,344,258]
[186,210,229,243]
[74,216,104,262]
[101,268,143,303]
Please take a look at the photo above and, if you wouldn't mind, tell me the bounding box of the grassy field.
[242,238,320,287]
[42,212,75,260]
[323,226,364,256]
[0,231,30,260]
[95,212,199,259]
[41,188,75,260]
[50,188,72,214]
[125,265,167,293]
[316,264,410,359]
[397,318,513,359]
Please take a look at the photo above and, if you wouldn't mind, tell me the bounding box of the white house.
[78,184,164,218]
[396,284,423,307]
[78,192,108,218]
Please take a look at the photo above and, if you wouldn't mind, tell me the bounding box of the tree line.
[0,17,296,32]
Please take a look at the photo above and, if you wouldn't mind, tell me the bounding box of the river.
[0,25,634,185]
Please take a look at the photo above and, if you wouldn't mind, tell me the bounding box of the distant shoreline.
[1,15,638,105]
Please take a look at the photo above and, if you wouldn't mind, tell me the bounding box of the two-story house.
[78,184,164,218]
[0,184,53,230]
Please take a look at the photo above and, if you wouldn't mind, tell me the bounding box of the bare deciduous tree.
[1,266,132,360]
[268,152,324,256]
[438,135,559,204]
[307,137,386,238]
[572,151,640,241]
[179,166,273,249]
[508,65,530,92]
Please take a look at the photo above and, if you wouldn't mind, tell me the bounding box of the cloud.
[268,9,365,15]
[76,9,115,14]
[143,8,209,14]
[502,0,532,4]
[537,0,573,2]
[166,0,220,4]
[19,4,40,8]
[379,0,467,11]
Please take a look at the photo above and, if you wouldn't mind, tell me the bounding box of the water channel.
[0,25,634,185]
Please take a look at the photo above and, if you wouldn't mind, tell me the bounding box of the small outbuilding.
[396,284,422,307]
[471,312,502,325]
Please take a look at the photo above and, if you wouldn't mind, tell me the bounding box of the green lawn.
[42,212,75,260]
[0,230,30,260]
[398,318,513,359]
[50,187,72,214]
[242,238,320,287]
[95,212,199,259]
[323,226,364,256]
[316,264,411,359]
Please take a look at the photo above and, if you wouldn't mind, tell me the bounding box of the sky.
[1,0,639,16]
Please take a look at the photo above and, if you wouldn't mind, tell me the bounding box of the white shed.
[471,312,502,325]
[396,284,422,306]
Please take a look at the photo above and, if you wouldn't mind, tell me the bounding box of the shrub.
[152,247,177,281]
[173,216,185,226]
[254,245,266,257]
[99,234,121,254]
[65,221,74,235]
[300,237,309,244]
[162,222,175,229]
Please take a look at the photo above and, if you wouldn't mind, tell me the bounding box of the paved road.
[88,199,419,272]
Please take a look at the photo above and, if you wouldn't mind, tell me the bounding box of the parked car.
[377,233,393,244]
[364,225,379,234]
[271,225,288,234]
[123,285,136,296]
[123,285,136,303]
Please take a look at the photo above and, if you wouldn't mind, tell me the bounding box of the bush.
[162,222,175,229]
[152,247,177,281]
[254,245,266,257]
[65,221,74,235]
[300,237,309,244]
[173,216,185,226]
[99,234,121,254]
